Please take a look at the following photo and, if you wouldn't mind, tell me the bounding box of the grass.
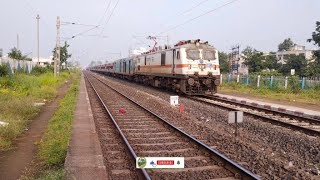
[34,74,80,179]
[0,71,76,150]
[219,82,320,105]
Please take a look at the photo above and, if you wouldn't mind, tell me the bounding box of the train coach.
[91,39,220,95]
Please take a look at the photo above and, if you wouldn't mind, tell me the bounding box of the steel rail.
[88,72,260,180]
[85,74,151,180]
[210,95,320,123]
[190,96,320,136]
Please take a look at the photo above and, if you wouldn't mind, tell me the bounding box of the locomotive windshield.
[186,49,200,60]
[202,50,216,60]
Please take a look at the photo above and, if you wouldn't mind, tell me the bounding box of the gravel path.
[91,72,320,179]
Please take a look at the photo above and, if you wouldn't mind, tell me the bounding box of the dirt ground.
[0,81,71,180]
[218,91,320,112]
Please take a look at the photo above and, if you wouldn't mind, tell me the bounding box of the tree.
[263,54,279,71]
[242,46,256,57]
[244,52,264,73]
[278,38,294,51]
[242,46,264,73]
[279,54,307,76]
[52,42,72,68]
[307,21,320,76]
[88,61,97,67]
[218,51,229,73]
[8,47,27,60]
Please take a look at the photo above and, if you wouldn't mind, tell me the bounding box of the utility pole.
[36,14,40,65]
[54,16,61,77]
[17,34,19,50]
[230,45,240,75]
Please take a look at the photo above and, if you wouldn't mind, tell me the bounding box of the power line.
[65,26,100,40]
[64,0,113,40]
[159,0,239,35]
[61,22,98,27]
[180,0,210,15]
[98,0,112,25]
[99,0,120,36]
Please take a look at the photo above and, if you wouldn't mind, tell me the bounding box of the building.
[229,45,249,75]
[32,56,54,66]
[129,47,147,56]
[229,53,248,75]
[276,44,314,64]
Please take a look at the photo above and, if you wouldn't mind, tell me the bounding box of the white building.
[230,53,248,75]
[32,56,54,66]
[130,47,147,56]
[276,44,314,64]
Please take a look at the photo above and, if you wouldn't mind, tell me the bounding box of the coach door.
[129,60,131,74]
[172,49,175,74]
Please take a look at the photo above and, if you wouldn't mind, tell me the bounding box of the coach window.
[161,52,166,66]
[144,56,147,65]
[177,50,180,60]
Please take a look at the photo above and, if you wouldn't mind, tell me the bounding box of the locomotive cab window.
[202,50,216,61]
[186,49,200,60]
[144,56,147,65]
[161,52,166,66]
[177,50,180,60]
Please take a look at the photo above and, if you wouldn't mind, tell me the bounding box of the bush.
[288,76,301,93]
[31,66,53,75]
[0,64,9,77]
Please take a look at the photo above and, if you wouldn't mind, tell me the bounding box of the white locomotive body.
[90,39,221,95]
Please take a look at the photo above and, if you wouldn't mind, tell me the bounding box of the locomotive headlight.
[188,78,195,86]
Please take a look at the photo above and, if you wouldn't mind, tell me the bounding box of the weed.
[38,77,80,166]
[0,71,75,150]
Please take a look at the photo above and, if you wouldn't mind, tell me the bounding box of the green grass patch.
[219,82,320,105]
[34,75,80,179]
[0,71,77,150]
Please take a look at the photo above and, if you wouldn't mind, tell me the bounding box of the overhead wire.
[65,0,113,40]
[99,0,120,36]
[98,0,112,25]
[179,0,210,16]
[158,0,239,35]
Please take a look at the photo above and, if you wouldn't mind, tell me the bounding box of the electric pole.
[17,34,19,50]
[54,16,61,77]
[230,45,240,75]
[36,14,40,65]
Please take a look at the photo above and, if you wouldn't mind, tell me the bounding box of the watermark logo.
[137,157,147,168]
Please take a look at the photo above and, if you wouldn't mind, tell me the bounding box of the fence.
[220,74,320,90]
[0,57,37,75]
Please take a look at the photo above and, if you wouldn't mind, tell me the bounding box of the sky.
[0,0,319,67]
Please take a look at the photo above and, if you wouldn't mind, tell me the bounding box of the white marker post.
[228,111,243,139]
[170,96,179,106]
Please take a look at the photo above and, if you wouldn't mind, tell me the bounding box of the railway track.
[84,72,259,180]
[191,96,320,136]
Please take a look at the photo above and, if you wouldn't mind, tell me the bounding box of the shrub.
[31,66,53,75]
[0,64,9,77]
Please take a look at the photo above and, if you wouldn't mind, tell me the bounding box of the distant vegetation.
[220,21,320,77]
[0,71,77,150]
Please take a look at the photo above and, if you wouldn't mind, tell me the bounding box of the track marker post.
[228,111,243,150]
